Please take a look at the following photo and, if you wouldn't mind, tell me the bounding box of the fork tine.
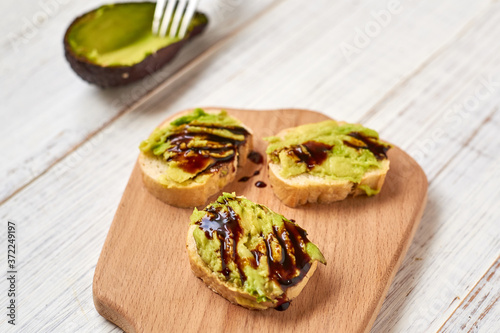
[152,0,167,35]
[158,0,177,38]
[169,0,189,39]
[178,0,200,39]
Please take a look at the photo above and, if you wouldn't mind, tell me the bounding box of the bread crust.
[267,125,390,207]
[186,224,318,310]
[139,109,252,208]
[268,161,389,207]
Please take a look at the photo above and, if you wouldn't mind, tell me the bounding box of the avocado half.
[63,2,208,87]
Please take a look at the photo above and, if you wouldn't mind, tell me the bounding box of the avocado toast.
[265,120,391,207]
[187,193,326,310]
[139,109,253,207]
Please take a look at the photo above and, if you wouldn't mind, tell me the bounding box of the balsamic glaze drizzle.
[195,198,315,310]
[275,301,290,311]
[248,151,264,164]
[272,131,389,171]
[344,132,389,160]
[238,169,261,183]
[255,181,267,188]
[264,223,312,288]
[286,141,332,169]
[197,205,246,283]
[165,124,250,175]
[238,176,251,182]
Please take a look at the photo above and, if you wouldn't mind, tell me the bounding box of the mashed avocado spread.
[139,109,249,185]
[190,193,326,303]
[265,120,390,187]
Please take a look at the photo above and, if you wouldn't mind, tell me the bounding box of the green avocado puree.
[265,120,389,185]
[190,193,326,303]
[139,109,243,185]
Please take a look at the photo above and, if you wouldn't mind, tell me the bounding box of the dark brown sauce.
[248,151,264,164]
[344,132,389,160]
[275,300,290,311]
[195,200,316,311]
[238,169,261,182]
[264,222,312,289]
[238,176,251,182]
[196,205,246,282]
[255,181,267,188]
[190,124,250,136]
[250,250,263,269]
[266,221,311,290]
[165,124,249,175]
[287,141,332,169]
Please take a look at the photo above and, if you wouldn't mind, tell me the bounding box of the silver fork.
[152,0,200,39]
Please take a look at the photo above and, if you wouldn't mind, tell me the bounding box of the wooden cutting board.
[93,108,428,333]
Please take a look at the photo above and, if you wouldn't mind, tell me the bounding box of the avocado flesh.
[139,109,247,185]
[265,121,390,185]
[66,3,208,67]
[190,193,326,303]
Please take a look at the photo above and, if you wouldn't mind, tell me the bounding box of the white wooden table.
[1,0,499,332]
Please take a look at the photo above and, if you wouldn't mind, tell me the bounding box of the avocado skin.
[63,2,208,88]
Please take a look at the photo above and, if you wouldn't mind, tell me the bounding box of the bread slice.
[187,225,319,310]
[139,109,252,208]
[186,193,326,310]
[268,160,390,207]
[266,121,390,207]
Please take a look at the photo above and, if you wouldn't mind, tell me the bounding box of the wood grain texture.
[93,109,428,333]
[367,3,500,331]
[439,257,500,333]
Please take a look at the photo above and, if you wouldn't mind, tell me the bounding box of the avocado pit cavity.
[64,2,208,87]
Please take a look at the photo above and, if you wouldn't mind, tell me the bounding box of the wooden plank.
[0,0,278,203]
[439,257,500,333]
[366,2,500,331]
[362,6,500,180]
[371,107,500,332]
[0,0,498,331]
